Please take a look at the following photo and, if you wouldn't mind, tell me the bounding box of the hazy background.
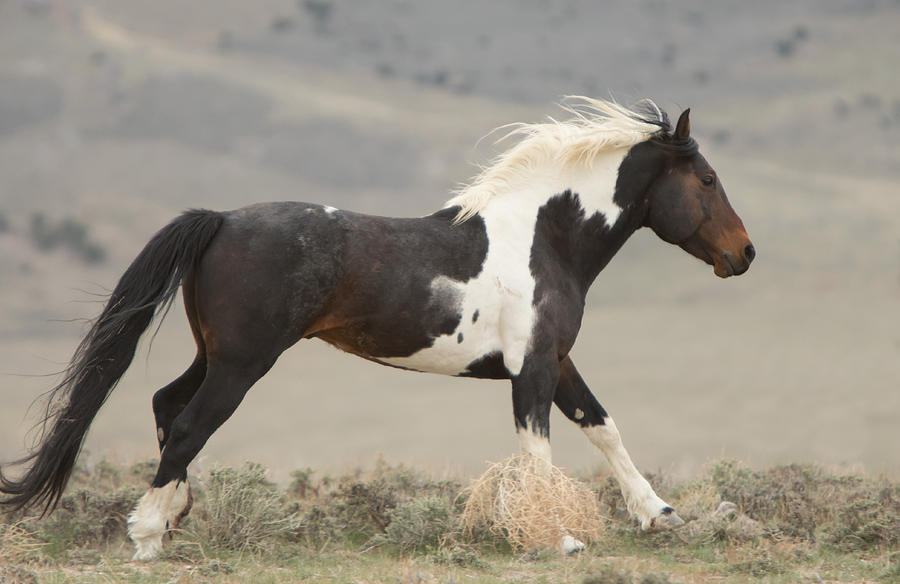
[1,0,898,484]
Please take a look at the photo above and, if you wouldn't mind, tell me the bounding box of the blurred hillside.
[1,0,898,481]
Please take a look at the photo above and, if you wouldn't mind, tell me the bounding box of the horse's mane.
[445,97,671,224]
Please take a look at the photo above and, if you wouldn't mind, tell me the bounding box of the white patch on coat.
[574,408,585,420]
[305,205,339,215]
[381,182,543,376]
[128,480,191,561]
[582,418,671,529]
[383,146,629,377]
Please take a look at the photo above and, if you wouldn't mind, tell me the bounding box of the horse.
[0,98,754,559]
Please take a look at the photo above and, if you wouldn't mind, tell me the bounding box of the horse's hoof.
[644,506,685,530]
[131,534,164,561]
[560,534,585,554]
[127,480,192,561]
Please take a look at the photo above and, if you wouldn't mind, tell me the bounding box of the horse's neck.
[477,149,646,291]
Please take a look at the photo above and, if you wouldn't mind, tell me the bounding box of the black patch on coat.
[206,202,349,352]
[457,332,463,343]
[313,206,489,359]
[612,140,668,212]
[526,190,602,359]
[472,309,479,323]
[458,352,509,379]
[552,356,609,428]
[526,142,668,359]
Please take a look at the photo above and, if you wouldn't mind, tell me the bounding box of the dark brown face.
[645,110,755,278]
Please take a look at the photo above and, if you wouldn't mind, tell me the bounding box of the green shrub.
[822,483,900,551]
[709,459,899,550]
[34,487,140,557]
[283,460,462,549]
[288,503,342,548]
[710,460,825,538]
[374,495,458,553]
[191,463,299,553]
[431,544,486,568]
[318,460,459,545]
[287,467,319,499]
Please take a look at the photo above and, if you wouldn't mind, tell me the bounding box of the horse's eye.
[701,175,715,187]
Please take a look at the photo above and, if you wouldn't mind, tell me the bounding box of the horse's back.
[192,201,495,368]
[303,206,496,368]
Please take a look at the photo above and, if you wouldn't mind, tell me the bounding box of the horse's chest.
[379,265,536,377]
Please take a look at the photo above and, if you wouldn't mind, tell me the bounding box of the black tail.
[0,209,224,514]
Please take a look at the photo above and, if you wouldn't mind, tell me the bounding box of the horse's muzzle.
[717,243,755,277]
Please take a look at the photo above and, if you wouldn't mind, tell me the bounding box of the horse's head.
[645,109,754,278]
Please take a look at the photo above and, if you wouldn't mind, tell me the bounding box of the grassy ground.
[1,459,898,584]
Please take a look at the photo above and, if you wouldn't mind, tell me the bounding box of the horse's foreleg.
[129,354,277,560]
[511,354,559,468]
[512,353,589,553]
[553,356,684,530]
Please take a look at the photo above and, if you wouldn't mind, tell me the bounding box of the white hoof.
[127,480,192,561]
[131,531,165,561]
[559,534,585,554]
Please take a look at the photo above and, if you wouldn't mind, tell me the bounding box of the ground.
[1,458,897,583]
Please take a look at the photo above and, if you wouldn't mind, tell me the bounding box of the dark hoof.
[648,507,685,529]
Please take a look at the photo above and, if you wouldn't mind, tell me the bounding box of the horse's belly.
[379,273,534,377]
[379,332,503,376]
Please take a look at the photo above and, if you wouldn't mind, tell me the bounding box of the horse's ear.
[673,108,691,140]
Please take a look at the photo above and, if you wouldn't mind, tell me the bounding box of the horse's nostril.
[743,243,756,263]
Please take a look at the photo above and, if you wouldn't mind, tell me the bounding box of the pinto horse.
[0,98,753,558]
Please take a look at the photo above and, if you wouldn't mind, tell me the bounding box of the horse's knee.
[151,388,167,420]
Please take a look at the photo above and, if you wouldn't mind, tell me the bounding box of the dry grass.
[0,520,45,565]
[193,463,302,553]
[460,455,604,551]
[1,458,897,582]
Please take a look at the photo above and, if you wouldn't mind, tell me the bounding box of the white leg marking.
[517,425,552,466]
[128,480,192,560]
[583,418,683,529]
[517,424,590,553]
[517,421,553,480]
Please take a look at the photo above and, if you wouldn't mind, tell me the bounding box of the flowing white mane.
[445,97,670,223]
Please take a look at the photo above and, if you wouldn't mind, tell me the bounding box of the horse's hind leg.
[553,356,684,530]
[152,275,207,452]
[129,352,279,560]
[151,356,206,451]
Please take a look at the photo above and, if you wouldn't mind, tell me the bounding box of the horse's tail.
[0,209,224,514]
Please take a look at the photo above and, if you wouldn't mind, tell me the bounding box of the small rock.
[560,534,585,554]
[714,501,739,519]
